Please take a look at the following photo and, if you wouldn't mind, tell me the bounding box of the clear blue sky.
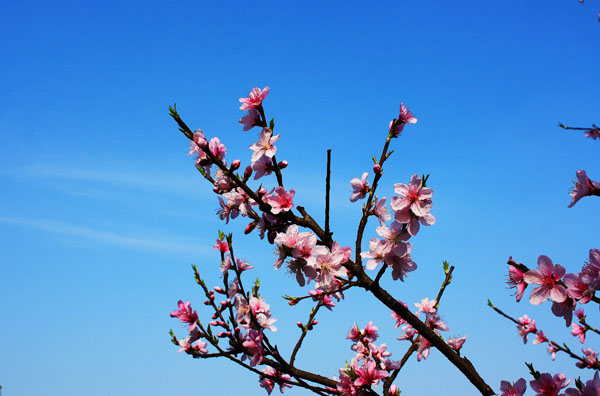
[1,1,599,395]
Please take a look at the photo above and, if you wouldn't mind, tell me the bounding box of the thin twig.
[325,149,332,240]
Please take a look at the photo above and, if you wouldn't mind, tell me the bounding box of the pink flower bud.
[278,160,288,169]
[220,300,228,306]
[288,298,299,306]
[234,327,240,333]
[258,187,267,196]
[203,300,211,305]
[390,385,399,396]
[210,321,218,326]
[244,165,253,179]
[373,164,381,174]
[212,187,219,193]
[217,332,226,338]
[219,321,226,327]
[226,331,232,336]
[312,320,318,325]
[231,159,241,170]
[214,286,224,293]
[244,222,257,234]
[296,322,303,328]
[211,314,218,320]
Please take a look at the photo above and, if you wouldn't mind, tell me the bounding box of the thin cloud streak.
[20,166,210,199]
[0,216,211,257]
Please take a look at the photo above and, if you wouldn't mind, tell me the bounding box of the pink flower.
[416,337,431,361]
[170,300,199,331]
[576,349,598,369]
[523,255,567,305]
[500,378,527,396]
[507,261,527,302]
[529,373,570,396]
[249,128,280,163]
[548,343,559,360]
[447,335,467,352]
[239,108,261,131]
[350,172,370,202]
[258,367,292,395]
[584,126,600,140]
[415,297,437,313]
[313,246,347,291]
[564,272,594,304]
[361,237,391,271]
[208,137,226,161]
[568,170,600,208]
[264,187,295,214]
[239,86,269,110]
[241,329,266,366]
[251,155,275,179]
[571,324,587,343]
[399,102,417,125]
[371,196,391,226]
[353,359,388,387]
[390,103,417,137]
[188,130,207,156]
[516,314,536,344]
[391,174,435,236]
[533,330,548,345]
[213,238,229,253]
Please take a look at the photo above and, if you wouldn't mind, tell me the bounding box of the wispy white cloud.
[19,165,211,199]
[0,216,211,257]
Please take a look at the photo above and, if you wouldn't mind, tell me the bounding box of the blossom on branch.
[568,170,600,208]
[239,86,270,110]
[523,255,567,305]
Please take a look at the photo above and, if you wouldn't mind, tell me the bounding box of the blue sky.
[1,1,599,395]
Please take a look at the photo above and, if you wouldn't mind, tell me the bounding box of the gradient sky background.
[1,1,599,395]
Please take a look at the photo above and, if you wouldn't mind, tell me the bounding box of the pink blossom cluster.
[508,250,600,326]
[336,321,400,396]
[273,224,352,291]
[498,372,600,396]
[394,297,462,361]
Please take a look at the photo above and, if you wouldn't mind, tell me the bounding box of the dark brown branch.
[325,149,332,239]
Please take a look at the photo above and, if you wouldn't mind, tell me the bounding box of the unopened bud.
[278,160,288,169]
[258,187,267,196]
[244,165,253,179]
[312,320,318,326]
[226,331,232,337]
[214,286,224,293]
[390,385,399,396]
[296,322,303,328]
[212,187,220,193]
[267,230,276,244]
[210,321,218,326]
[219,321,226,327]
[220,300,228,306]
[234,327,241,333]
[211,314,218,320]
[231,159,241,171]
[217,331,226,338]
[288,298,299,306]
[244,222,257,234]
[203,300,211,305]
[373,164,381,174]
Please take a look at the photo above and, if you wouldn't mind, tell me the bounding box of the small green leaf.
[443,261,449,273]
[269,118,275,131]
